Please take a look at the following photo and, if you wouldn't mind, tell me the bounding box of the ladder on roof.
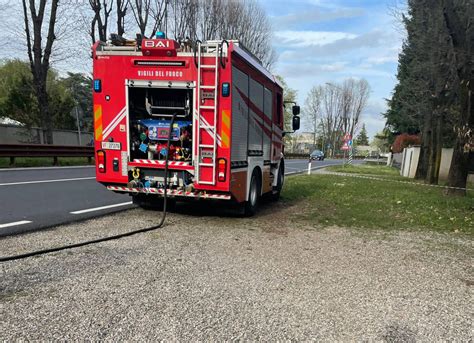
[195,41,221,185]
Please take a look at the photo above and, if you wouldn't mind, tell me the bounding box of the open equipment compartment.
[128,83,194,164]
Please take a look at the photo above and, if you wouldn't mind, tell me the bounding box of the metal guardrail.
[285,153,309,159]
[364,157,388,164]
[0,144,94,166]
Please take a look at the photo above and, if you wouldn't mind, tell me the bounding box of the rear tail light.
[97,150,106,173]
[218,158,227,182]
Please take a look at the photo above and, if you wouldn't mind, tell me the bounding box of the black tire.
[271,162,284,201]
[243,170,261,216]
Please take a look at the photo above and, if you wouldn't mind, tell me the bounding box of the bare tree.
[116,0,128,36]
[340,79,370,139]
[312,80,370,157]
[21,0,60,144]
[129,0,167,38]
[199,0,224,41]
[304,86,324,147]
[232,0,276,69]
[169,0,276,68]
[320,84,344,157]
[89,0,113,43]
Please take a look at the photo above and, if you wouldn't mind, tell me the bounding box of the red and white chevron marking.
[107,185,231,199]
[132,159,191,167]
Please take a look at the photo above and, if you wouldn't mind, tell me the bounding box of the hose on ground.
[0,113,177,263]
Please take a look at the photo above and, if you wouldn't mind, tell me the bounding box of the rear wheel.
[243,171,260,216]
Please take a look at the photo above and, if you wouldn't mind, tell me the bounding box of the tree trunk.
[36,87,53,146]
[117,0,127,36]
[426,109,443,184]
[442,0,474,196]
[446,141,470,196]
[36,81,53,144]
[416,112,431,179]
[426,122,436,183]
[433,111,443,181]
[446,79,474,195]
[22,0,59,145]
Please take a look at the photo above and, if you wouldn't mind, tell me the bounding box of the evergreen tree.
[383,0,467,189]
[355,124,369,146]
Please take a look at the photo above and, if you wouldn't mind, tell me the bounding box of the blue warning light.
[156,31,166,39]
[222,82,230,97]
[93,79,102,92]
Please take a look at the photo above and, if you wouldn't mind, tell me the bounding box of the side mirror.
[292,116,300,131]
[292,105,300,115]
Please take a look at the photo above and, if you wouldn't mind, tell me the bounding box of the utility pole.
[71,84,82,145]
[75,104,82,145]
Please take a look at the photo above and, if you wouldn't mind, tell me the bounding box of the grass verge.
[326,164,400,177]
[281,173,474,235]
[0,157,94,168]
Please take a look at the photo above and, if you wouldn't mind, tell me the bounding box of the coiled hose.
[0,113,177,263]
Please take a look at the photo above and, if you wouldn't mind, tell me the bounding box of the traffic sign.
[348,139,353,146]
[341,143,349,151]
[343,133,351,141]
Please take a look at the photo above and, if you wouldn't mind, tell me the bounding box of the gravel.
[0,201,473,341]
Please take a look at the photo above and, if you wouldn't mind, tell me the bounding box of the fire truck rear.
[92,34,300,215]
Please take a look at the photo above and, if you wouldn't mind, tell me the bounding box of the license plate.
[201,90,215,99]
[101,142,121,150]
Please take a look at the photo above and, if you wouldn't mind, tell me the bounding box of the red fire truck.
[92,35,300,215]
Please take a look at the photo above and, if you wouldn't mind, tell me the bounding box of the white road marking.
[0,177,95,186]
[0,220,32,229]
[70,201,133,214]
[0,165,94,172]
[285,165,336,176]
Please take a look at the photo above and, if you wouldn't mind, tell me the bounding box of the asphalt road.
[0,159,349,236]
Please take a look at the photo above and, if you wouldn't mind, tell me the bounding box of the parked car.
[310,150,325,161]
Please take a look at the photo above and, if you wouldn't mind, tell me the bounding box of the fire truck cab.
[92,35,300,215]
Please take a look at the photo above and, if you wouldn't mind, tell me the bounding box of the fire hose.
[0,113,177,263]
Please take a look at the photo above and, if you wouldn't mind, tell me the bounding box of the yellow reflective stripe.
[221,131,230,149]
[94,105,102,141]
[222,110,230,129]
[221,110,230,148]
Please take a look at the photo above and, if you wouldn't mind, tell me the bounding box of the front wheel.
[243,171,260,216]
[271,162,284,201]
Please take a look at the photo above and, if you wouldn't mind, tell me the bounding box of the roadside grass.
[327,164,474,190]
[0,157,94,168]
[326,164,400,177]
[282,173,474,235]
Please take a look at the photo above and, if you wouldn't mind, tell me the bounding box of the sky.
[259,0,405,139]
[0,0,404,140]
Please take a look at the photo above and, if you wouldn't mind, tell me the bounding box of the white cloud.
[275,29,399,62]
[320,62,348,72]
[366,56,398,65]
[274,30,357,48]
[272,7,364,28]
